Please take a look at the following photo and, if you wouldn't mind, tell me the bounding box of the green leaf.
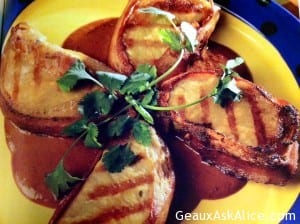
[212,57,244,107]
[79,90,115,119]
[212,79,242,107]
[134,104,154,124]
[102,145,137,173]
[133,121,152,146]
[107,115,133,137]
[63,118,88,137]
[141,89,157,106]
[125,96,154,124]
[180,21,198,52]
[57,60,101,92]
[96,72,127,93]
[138,7,175,22]
[136,64,157,79]
[84,123,102,148]
[159,29,183,52]
[120,72,153,95]
[45,160,82,199]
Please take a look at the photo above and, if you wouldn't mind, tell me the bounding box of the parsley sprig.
[46,7,244,199]
[212,57,244,107]
[45,130,86,199]
[57,60,103,91]
[45,160,82,200]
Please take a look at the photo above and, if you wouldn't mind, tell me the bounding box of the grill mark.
[77,199,152,224]
[225,103,239,140]
[88,174,154,199]
[33,44,41,85]
[177,95,186,105]
[124,39,166,48]
[247,95,266,145]
[12,52,21,100]
[175,95,187,121]
[200,89,210,124]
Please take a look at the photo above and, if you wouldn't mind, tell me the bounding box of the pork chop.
[50,127,175,224]
[0,23,112,136]
[158,71,299,185]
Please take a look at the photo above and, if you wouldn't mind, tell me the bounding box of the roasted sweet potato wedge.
[108,0,220,75]
[158,71,299,185]
[50,127,175,224]
[0,23,112,136]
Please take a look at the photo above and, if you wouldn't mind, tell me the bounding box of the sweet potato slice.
[108,0,220,75]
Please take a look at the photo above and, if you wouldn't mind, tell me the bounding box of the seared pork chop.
[0,23,112,136]
[50,127,175,224]
[158,72,299,185]
[108,0,220,75]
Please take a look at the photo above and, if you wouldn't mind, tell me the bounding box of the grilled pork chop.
[51,127,175,224]
[108,0,220,75]
[0,23,112,136]
[158,72,299,185]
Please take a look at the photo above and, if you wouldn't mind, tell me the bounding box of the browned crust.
[108,0,139,75]
[158,71,300,146]
[108,0,219,75]
[0,23,113,136]
[177,123,298,185]
[0,91,78,136]
[157,71,300,184]
[50,131,175,224]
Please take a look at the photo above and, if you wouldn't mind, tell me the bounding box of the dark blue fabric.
[1,0,33,45]
[280,194,300,224]
[216,0,300,85]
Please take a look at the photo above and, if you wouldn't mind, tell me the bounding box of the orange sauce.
[5,120,101,208]
[166,136,246,223]
[5,18,249,216]
[63,18,118,64]
[64,18,248,219]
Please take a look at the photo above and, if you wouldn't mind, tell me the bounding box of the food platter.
[0,0,299,223]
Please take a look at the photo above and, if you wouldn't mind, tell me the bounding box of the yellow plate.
[0,0,299,224]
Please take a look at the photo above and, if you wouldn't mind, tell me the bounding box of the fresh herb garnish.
[133,121,152,146]
[46,7,244,200]
[212,57,244,107]
[106,115,133,137]
[84,123,102,148]
[96,72,127,95]
[63,118,88,137]
[141,89,157,106]
[102,145,137,173]
[57,60,103,92]
[159,29,183,52]
[45,160,82,199]
[78,90,115,118]
[125,95,154,124]
[120,71,154,95]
